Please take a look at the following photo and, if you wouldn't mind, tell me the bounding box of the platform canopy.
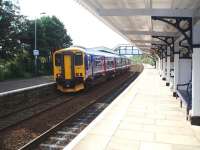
[75,0,200,53]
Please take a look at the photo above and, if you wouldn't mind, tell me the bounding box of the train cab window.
[75,53,83,66]
[55,53,62,66]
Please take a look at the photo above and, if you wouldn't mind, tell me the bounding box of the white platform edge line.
[63,70,144,150]
[0,82,55,97]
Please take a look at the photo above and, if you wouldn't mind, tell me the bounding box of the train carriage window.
[117,58,121,66]
[94,56,102,67]
[108,61,114,67]
[107,58,114,69]
[75,52,83,66]
[87,55,91,68]
[95,60,102,67]
[55,53,62,66]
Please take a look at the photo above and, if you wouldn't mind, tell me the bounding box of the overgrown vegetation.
[0,0,73,81]
[131,54,156,66]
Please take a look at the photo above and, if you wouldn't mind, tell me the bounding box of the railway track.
[0,90,60,119]
[0,66,142,150]
[19,72,139,150]
[0,93,75,131]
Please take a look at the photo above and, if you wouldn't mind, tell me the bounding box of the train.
[53,46,132,93]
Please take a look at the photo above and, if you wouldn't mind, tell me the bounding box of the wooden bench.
[176,81,192,120]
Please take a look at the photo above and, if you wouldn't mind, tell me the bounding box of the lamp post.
[33,12,46,75]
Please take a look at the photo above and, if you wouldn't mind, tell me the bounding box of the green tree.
[20,16,73,56]
[0,0,24,60]
[41,16,73,51]
[19,16,73,76]
[0,1,73,80]
[132,54,155,66]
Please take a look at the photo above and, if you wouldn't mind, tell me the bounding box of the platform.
[0,76,54,94]
[64,64,200,150]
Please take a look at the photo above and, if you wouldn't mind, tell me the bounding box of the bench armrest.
[177,83,190,90]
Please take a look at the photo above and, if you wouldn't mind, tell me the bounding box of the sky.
[18,0,129,49]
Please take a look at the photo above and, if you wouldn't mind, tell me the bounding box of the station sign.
[33,49,39,56]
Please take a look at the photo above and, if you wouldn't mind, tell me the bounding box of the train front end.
[53,47,86,93]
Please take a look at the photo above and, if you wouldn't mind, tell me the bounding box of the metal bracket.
[152,44,167,59]
[152,36,174,61]
[152,16,192,58]
[152,36,174,53]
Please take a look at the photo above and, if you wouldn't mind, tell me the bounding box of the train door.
[62,54,74,80]
[91,55,94,77]
[85,55,92,78]
[103,56,106,74]
[114,58,116,72]
[53,53,62,80]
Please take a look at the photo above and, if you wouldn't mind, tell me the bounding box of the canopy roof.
[76,0,200,53]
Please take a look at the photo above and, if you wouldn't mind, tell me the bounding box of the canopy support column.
[191,48,200,125]
[162,56,166,81]
[173,40,180,97]
[173,53,179,96]
[191,23,200,125]
[166,47,170,86]
[160,57,163,76]
[156,60,159,70]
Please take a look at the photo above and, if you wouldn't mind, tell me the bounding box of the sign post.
[33,50,39,75]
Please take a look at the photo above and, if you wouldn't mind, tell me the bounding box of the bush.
[132,55,155,66]
[0,51,32,81]
[0,50,52,81]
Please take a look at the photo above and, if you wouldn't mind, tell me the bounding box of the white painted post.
[157,58,160,70]
[160,58,163,76]
[156,60,158,69]
[170,62,174,88]
[173,53,179,96]
[191,48,200,123]
[157,56,161,71]
[166,47,170,86]
[162,57,166,80]
[173,40,180,96]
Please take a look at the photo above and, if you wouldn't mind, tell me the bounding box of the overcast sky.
[19,0,129,49]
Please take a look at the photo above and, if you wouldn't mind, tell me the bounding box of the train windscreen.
[55,53,62,66]
[75,53,83,66]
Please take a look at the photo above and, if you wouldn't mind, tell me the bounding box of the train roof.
[54,46,130,59]
[86,48,119,58]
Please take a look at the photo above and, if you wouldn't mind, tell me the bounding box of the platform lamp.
[33,12,46,75]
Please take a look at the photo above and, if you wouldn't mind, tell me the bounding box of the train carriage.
[53,46,131,93]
